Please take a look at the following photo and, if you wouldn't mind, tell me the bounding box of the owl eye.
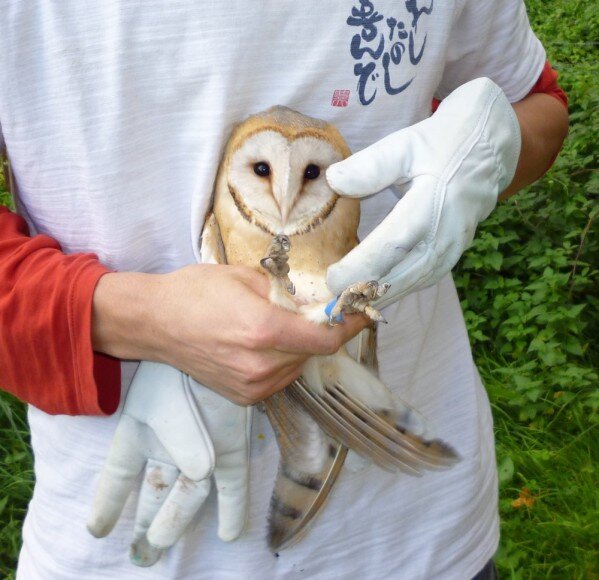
[253,162,270,177]
[304,164,320,180]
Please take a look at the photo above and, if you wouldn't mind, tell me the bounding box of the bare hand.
[92,264,368,405]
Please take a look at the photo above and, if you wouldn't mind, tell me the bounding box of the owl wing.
[200,212,227,265]
[200,212,350,550]
[263,325,380,552]
[267,328,460,551]
[286,375,459,474]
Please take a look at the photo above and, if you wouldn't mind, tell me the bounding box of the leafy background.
[0,0,597,577]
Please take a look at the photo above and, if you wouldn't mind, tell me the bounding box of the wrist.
[92,271,164,361]
[501,93,569,199]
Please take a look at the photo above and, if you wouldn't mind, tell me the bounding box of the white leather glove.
[326,77,521,308]
[87,361,251,567]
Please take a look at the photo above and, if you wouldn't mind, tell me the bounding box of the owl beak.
[272,164,299,227]
[280,202,291,225]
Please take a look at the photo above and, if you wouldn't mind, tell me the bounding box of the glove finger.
[87,416,146,538]
[151,378,215,482]
[213,407,252,542]
[326,176,437,295]
[326,130,417,198]
[371,204,472,306]
[129,459,179,567]
[146,476,212,549]
[375,238,460,309]
[372,245,439,309]
[129,535,164,568]
[213,462,249,542]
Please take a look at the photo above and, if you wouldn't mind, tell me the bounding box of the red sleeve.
[0,206,121,415]
[432,60,568,112]
[528,60,568,110]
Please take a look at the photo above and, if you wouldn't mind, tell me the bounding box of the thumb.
[326,128,414,198]
[145,367,216,482]
[326,175,436,295]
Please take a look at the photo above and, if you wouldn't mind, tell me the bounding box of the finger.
[253,358,304,388]
[258,308,369,357]
[328,312,371,344]
[213,407,252,541]
[187,359,302,406]
[87,416,146,538]
[146,476,212,549]
[226,364,303,406]
[261,363,304,396]
[128,459,179,567]
[248,349,310,370]
[326,128,417,197]
[326,176,437,295]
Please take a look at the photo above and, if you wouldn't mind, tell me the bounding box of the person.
[0,1,568,578]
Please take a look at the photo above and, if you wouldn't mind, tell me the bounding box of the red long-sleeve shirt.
[0,61,567,416]
[0,206,120,414]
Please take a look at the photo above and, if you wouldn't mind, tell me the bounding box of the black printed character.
[347,0,385,105]
[347,0,384,42]
[406,0,433,64]
[405,0,434,31]
[382,17,413,95]
[347,0,434,105]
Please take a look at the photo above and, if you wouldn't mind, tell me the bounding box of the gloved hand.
[87,361,251,567]
[326,77,521,308]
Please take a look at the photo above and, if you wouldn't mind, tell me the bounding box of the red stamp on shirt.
[331,89,350,107]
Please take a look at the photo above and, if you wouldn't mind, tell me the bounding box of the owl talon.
[329,281,390,324]
[261,235,295,295]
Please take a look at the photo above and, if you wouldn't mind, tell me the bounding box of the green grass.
[0,0,597,577]
[494,414,597,579]
[0,393,32,578]
[462,1,599,577]
[480,355,598,579]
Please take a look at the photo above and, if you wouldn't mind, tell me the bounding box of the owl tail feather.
[264,390,347,552]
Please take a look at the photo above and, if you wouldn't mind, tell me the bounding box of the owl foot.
[327,281,390,325]
[260,235,295,295]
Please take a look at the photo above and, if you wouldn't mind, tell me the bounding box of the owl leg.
[329,281,390,325]
[260,234,295,296]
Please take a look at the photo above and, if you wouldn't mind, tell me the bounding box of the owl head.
[218,106,353,236]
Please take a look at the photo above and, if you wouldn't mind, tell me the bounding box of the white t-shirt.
[0,2,545,578]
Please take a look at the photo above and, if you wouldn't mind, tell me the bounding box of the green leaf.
[486,251,504,271]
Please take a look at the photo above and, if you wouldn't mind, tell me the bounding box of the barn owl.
[201,106,458,550]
